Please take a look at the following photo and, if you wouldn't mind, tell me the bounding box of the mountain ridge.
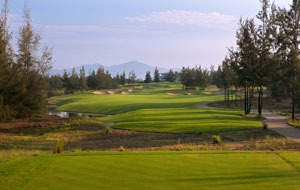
[50,61,181,79]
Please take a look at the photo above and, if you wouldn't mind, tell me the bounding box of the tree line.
[48,68,138,95]
[216,0,300,120]
[48,67,120,94]
[144,67,180,83]
[0,1,52,121]
[49,65,214,94]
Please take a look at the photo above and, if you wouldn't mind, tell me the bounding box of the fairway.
[51,84,262,133]
[1,152,300,190]
[52,86,223,115]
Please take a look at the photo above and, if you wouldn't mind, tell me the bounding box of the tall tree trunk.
[227,88,230,107]
[292,88,295,121]
[244,86,247,115]
[247,87,254,114]
[224,87,227,106]
[231,87,234,105]
[257,88,264,116]
[235,87,238,107]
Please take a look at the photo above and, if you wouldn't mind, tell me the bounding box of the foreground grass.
[1,151,300,190]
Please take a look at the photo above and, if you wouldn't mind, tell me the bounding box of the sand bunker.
[168,93,184,96]
[107,90,122,95]
[94,88,142,95]
[93,91,108,95]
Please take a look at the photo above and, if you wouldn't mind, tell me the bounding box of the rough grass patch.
[106,126,112,134]
[119,146,125,152]
[53,142,64,154]
[288,119,300,128]
[212,135,222,144]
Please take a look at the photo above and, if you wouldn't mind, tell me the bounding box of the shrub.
[119,146,125,152]
[53,142,64,154]
[212,135,222,144]
[197,132,203,136]
[106,126,112,134]
[148,136,152,145]
[72,148,82,153]
[262,120,268,130]
[263,123,268,130]
[177,138,181,145]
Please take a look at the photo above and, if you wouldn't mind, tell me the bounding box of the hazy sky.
[4,0,291,69]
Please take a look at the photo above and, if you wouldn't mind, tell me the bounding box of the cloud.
[40,25,169,36]
[125,10,237,30]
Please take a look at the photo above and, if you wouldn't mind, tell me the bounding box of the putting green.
[1,151,300,190]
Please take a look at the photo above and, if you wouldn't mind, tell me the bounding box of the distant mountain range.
[50,61,181,79]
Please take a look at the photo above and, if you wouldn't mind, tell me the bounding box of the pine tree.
[16,5,52,117]
[165,69,176,82]
[62,70,71,90]
[87,70,97,90]
[255,0,273,115]
[70,67,79,91]
[231,19,257,115]
[283,0,300,120]
[79,66,87,91]
[48,75,63,90]
[0,0,17,121]
[128,70,137,84]
[154,67,160,82]
[144,71,152,83]
[120,72,126,85]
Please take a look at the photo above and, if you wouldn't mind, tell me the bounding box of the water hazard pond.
[48,107,105,119]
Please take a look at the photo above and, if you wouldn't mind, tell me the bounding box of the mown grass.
[100,108,262,133]
[1,151,300,190]
[51,83,262,133]
[51,91,222,115]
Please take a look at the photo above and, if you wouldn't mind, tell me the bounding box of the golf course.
[51,83,262,133]
[2,0,300,189]
[2,83,300,189]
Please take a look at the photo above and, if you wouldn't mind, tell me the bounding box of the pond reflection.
[48,108,103,119]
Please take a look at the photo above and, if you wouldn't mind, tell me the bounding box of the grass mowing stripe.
[1,152,300,190]
[277,152,300,174]
[101,108,262,133]
[0,156,55,190]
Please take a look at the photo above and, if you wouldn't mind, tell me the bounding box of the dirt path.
[255,110,300,142]
[195,101,300,142]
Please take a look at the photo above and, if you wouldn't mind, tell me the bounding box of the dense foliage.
[180,66,210,90]
[0,1,52,121]
[216,0,300,119]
